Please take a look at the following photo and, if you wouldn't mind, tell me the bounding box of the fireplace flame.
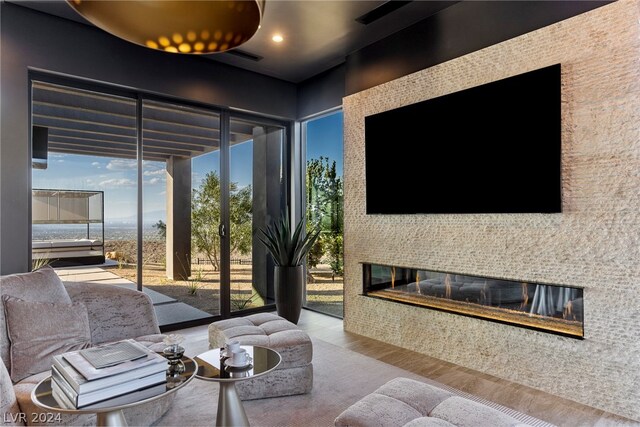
[444,274,452,299]
[520,283,529,310]
[563,300,575,320]
[391,267,396,289]
[415,271,422,294]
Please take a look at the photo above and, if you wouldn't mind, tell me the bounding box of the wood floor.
[177,310,638,427]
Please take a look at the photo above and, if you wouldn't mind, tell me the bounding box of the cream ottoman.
[335,378,538,427]
[208,313,313,400]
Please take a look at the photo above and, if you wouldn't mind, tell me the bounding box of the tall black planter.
[274,265,304,324]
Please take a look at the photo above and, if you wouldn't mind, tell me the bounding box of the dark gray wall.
[296,64,345,120]
[0,3,296,274]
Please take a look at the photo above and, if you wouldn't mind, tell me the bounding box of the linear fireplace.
[362,263,583,338]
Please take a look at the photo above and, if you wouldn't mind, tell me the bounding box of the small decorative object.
[258,212,321,324]
[162,334,185,376]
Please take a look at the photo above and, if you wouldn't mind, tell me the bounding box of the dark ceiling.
[10,0,458,83]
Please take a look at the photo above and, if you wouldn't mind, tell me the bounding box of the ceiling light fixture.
[272,34,284,43]
[66,0,265,54]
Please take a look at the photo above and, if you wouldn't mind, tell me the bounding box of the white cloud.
[99,178,135,188]
[144,175,166,185]
[143,169,165,176]
[57,159,64,163]
[106,159,136,171]
[91,162,101,168]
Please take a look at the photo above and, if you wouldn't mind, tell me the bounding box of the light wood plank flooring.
[178,310,637,427]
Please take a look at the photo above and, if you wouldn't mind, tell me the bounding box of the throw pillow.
[2,296,91,383]
[0,266,71,371]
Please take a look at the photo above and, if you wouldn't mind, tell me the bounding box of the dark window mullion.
[136,95,143,291]
[219,110,231,318]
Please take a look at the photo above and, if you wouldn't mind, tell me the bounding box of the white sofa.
[334,377,541,427]
[1,267,172,426]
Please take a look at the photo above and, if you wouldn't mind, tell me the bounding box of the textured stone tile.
[343,0,640,421]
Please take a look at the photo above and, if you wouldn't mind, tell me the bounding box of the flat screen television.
[365,64,561,214]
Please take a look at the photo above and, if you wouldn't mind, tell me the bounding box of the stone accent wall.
[342,0,640,420]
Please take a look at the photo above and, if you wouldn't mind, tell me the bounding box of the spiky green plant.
[32,258,53,271]
[258,213,321,267]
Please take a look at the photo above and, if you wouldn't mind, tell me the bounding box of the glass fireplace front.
[363,263,583,338]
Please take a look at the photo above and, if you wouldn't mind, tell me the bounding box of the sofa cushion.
[429,396,524,427]
[335,378,453,427]
[404,418,456,427]
[63,281,160,345]
[0,266,71,372]
[334,393,423,427]
[335,378,537,427]
[3,296,91,382]
[375,377,452,416]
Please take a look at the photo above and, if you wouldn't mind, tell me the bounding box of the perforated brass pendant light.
[66,0,265,54]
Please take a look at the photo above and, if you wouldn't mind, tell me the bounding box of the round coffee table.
[194,346,281,427]
[31,356,197,427]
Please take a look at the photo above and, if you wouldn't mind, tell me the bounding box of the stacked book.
[51,339,168,409]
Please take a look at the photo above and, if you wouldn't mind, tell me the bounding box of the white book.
[52,352,167,394]
[63,339,166,381]
[52,366,166,408]
[52,378,167,409]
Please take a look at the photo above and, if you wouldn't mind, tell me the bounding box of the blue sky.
[306,111,343,176]
[33,111,343,222]
[32,154,160,222]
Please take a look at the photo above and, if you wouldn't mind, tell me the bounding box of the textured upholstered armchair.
[1,268,173,426]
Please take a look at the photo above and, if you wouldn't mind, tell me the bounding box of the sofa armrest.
[64,282,160,345]
[1,357,24,425]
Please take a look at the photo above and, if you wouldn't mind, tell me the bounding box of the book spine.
[55,357,167,394]
[51,382,75,410]
[70,371,166,407]
[51,373,79,407]
[52,356,81,394]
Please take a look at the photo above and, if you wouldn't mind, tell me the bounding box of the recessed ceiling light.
[272,34,284,43]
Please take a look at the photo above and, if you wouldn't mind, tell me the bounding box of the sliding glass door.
[228,116,286,313]
[142,99,222,317]
[30,75,288,326]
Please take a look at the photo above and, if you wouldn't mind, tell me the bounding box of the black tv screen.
[365,64,561,214]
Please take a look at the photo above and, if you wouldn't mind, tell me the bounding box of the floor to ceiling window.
[30,76,286,326]
[302,110,344,318]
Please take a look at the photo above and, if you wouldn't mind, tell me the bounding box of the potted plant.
[258,212,321,324]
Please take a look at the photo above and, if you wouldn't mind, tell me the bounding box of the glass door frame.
[28,70,291,324]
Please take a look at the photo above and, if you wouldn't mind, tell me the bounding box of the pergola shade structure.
[32,189,106,266]
[31,80,260,279]
[32,189,103,225]
[32,81,254,161]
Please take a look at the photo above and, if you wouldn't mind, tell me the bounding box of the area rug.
[157,338,554,427]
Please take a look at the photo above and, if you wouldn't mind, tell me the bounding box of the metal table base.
[217,382,249,427]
